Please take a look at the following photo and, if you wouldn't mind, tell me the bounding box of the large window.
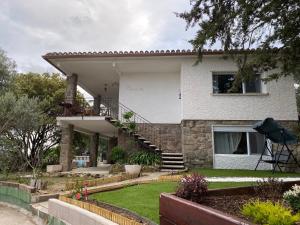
[214,126,265,155]
[213,73,261,94]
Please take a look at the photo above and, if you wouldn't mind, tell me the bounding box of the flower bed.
[65,173,139,190]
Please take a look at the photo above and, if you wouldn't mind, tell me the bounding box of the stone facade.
[154,124,182,153]
[182,120,298,168]
[117,123,182,154]
[59,124,74,171]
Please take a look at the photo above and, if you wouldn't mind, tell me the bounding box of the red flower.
[75,193,82,200]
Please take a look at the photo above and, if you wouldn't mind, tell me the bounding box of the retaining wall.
[0,181,35,210]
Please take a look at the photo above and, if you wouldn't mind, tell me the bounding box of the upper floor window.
[212,72,261,94]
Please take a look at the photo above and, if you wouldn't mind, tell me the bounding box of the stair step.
[160,169,186,172]
[162,161,184,164]
[161,153,183,156]
[138,137,146,140]
[149,144,156,148]
[161,165,185,169]
[162,156,183,160]
[143,140,151,144]
[110,119,118,123]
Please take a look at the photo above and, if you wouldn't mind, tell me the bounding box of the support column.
[107,137,118,163]
[93,95,101,115]
[60,73,77,171]
[60,124,74,171]
[90,133,99,167]
[64,73,78,115]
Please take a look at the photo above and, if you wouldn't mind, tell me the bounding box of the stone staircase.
[104,101,185,171]
[161,152,185,171]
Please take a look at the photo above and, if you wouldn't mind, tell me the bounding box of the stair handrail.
[117,102,161,151]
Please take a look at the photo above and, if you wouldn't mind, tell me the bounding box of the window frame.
[212,72,262,94]
[212,125,265,156]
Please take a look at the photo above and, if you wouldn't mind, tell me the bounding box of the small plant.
[122,111,136,133]
[254,177,283,201]
[175,173,208,203]
[284,184,300,212]
[241,200,300,225]
[111,146,126,164]
[128,151,161,166]
[71,180,84,200]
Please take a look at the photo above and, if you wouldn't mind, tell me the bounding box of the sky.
[0,0,196,74]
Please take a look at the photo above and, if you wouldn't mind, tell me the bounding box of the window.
[213,127,265,155]
[213,73,261,94]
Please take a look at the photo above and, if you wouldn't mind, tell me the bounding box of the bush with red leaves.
[175,173,208,203]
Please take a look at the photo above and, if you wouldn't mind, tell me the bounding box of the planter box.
[46,164,62,173]
[125,165,141,175]
[160,181,300,225]
[160,193,253,225]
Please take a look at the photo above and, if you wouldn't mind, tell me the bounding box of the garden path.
[0,203,44,225]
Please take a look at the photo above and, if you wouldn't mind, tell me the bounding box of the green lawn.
[89,181,253,224]
[189,168,300,177]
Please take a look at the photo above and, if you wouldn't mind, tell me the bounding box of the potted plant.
[125,151,161,175]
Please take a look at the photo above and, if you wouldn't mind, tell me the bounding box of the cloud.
[0,0,195,73]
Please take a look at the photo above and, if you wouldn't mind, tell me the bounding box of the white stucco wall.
[181,57,298,121]
[214,154,272,170]
[119,72,181,123]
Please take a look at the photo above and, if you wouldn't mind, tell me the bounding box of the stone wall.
[117,124,182,153]
[182,120,298,168]
[60,124,74,171]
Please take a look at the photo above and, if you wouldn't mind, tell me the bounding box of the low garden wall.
[0,181,67,225]
[0,181,35,210]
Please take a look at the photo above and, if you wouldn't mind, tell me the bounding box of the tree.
[0,92,41,135]
[177,0,300,84]
[5,73,66,169]
[0,48,16,93]
[0,93,41,175]
[7,73,87,170]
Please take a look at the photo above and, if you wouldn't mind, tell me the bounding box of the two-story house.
[43,49,298,171]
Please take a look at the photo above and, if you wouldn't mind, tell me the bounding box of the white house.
[43,49,298,171]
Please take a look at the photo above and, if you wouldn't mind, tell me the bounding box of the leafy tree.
[177,0,300,84]
[0,92,41,135]
[0,48,16,93]
[3,73,66,169]
[7,73,87,169]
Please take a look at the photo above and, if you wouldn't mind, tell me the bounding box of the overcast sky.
[0,0,195,73]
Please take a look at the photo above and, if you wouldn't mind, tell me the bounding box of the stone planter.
[124,165,142,175]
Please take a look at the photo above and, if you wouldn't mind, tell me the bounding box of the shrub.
[254,177,283,200]
[284,184,300,212]
[175,173,208,203]
[241,200,300,225]
[111,146,126,164]
[128,151,161,166]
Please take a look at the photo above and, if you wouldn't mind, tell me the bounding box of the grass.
[89,181,253,224]
[189,168,300,177]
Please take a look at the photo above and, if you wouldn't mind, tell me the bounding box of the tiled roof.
[42,48,259,59]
